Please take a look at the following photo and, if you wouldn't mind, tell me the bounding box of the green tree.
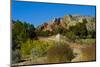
[69,19,88,39]
[37,30,50,37]
[12,20,37,63]
[12,20,36,50]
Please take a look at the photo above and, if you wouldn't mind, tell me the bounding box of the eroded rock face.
[36,15,95,33]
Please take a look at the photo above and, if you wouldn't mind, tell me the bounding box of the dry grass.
[47,43,75,63]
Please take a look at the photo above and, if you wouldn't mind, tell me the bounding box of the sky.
[12,0,96,27]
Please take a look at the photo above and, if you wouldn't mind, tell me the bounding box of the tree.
[54,26,63,34]
[12,20,36,50]
[12,20,37,63]
[36,30,50,37]
[69,19,88,39]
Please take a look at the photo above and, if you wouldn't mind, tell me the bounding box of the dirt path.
[12,35,96,66]
[71,44,96,62]
[38,35,96,62]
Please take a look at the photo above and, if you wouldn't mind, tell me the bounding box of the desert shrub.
[20,39,55,59]
[86,21,96,38]
[54,26,63,34]
[65,31,76,42]
[87,30,96,38]
[47,42,74,63]
[75,39,96,45]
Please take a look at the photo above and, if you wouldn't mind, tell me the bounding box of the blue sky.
[12,0,96,27]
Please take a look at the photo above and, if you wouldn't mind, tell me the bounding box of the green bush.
[37,30,50,37]
[20,39,55,59]
[75,39,96,45]
[65,31,76,41]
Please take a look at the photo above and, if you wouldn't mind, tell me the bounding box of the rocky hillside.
[36,15,95,33]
